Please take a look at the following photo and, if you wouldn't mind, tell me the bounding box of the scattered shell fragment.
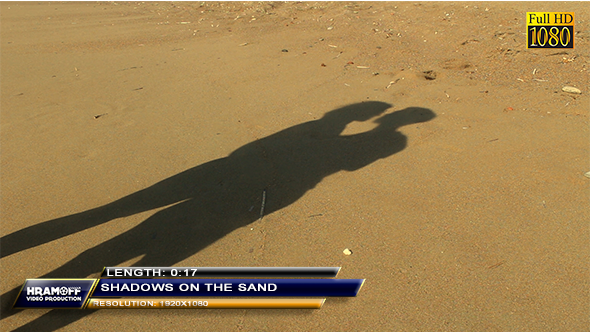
[585,171,590,178]
[239,42,248,46]
[562,86,581,94]
[356,66,370,69]
[343,248,352,256]
[327,26,334,30]
[386,78,402,89]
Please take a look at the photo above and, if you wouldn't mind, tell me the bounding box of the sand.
[1,2,588,331]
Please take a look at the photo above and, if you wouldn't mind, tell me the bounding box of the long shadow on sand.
[1,101,435,331]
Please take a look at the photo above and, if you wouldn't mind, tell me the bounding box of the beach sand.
[1,2,588,331]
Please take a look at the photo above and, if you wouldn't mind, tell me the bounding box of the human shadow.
[1,101,435,330]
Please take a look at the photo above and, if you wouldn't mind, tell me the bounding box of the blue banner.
[92,279,364,297]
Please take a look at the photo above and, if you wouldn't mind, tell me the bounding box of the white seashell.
[562,86,582,94]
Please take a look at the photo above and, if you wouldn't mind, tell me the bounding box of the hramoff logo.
[25,286,82,302]
[27,286,82,296]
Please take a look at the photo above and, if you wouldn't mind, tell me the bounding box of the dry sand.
[1,1,588,331]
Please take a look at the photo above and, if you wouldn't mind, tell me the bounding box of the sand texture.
[1,2,588,331]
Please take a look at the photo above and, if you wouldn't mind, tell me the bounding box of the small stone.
[281,49,288,52]
[562,86,582,94]
[423,70,437,80]
[343,248,352,256]
[585,171,590,178]
[327,26,334,30]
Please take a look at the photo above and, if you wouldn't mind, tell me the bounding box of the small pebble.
[562,86,582,94]
[281,49,288,52]
[343,248,352,256]
[585,171,590,178]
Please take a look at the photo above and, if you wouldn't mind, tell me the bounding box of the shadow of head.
[321,101,393,122]
[374,107,436,129]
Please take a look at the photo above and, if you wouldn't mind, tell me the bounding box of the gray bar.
[101,267,340,278]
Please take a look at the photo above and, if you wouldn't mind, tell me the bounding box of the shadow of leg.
[1,159,227,259]
[1,208,114,259]
[10,310,98,332]
[1,198,246,325]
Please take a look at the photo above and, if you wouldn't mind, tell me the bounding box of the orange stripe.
[87,298,325,309]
